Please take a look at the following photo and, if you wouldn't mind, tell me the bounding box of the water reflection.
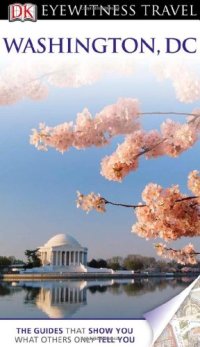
[20,281,87,318]
[0,277,195,319]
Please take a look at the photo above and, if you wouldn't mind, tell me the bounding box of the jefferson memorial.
[22,233,132,275]
[38,234,88,268]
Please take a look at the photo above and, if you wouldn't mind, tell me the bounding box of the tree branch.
[136,138,166,158]
[104,199,146,209]
[103,196,199,210]
[138,111,200,119]
[175,196,199,203]
[155,245,200,256]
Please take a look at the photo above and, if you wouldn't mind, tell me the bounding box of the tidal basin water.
[0,277,195,319]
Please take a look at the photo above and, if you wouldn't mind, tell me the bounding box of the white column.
[50,251,52,265]
[59,288,61,303]
[60,251,62,266]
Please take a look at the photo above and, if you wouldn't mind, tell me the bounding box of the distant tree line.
[0,251,199,273]
[0,249,41,272]
[0,256,24,272]
[87,254,193,272]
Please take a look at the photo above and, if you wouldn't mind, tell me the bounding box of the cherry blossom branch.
[138,111,200,127]
[135,138,166,158]
[30,98,200,184]
[155,245,200,255]
[100,108,198,181]
[138,111,200,118]
[77,191,199,213]
[30,98,199,153]
[103,195,199,210]
[104,199,146,209]
[155,243,199,265]
[175,196,199,203]
[77,170,200,245]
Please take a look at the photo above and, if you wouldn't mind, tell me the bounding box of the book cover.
[0,1,199,346]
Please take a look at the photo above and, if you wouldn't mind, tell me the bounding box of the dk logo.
[8,3,37,22]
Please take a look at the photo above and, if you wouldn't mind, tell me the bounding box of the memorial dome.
[44,234,81,248]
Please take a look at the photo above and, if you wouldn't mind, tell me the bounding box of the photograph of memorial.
[0,54,200,318]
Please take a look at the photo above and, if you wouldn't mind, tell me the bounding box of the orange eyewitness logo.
[8,3,37,22]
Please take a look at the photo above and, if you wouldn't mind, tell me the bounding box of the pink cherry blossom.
[187,109,200,131]
[95,98,140,136]
[0,64,48,105]
[188,170,200,198]
[100,131,144,181]
[0,61,136,105]
[154,63,200,103]
[173,71,200,104]
[155,243,197,265]
[77,171,200,243]
[76,191,106,213]
[132,177,200,241]
[30,97,200,182]
[161,119,197,157]
[30,122,74,152]
[100,121,196,181]
[30,98,140,153]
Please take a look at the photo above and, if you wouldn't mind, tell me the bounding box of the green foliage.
[25,249,41,268]
[107,256,122,270]
[123,256,144,271]
[87,258,108,268]
[87,259,99,268]
[87,253,191,272]
[108,261,121,270]
[0,255,25,273]
[0,256,12,267]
